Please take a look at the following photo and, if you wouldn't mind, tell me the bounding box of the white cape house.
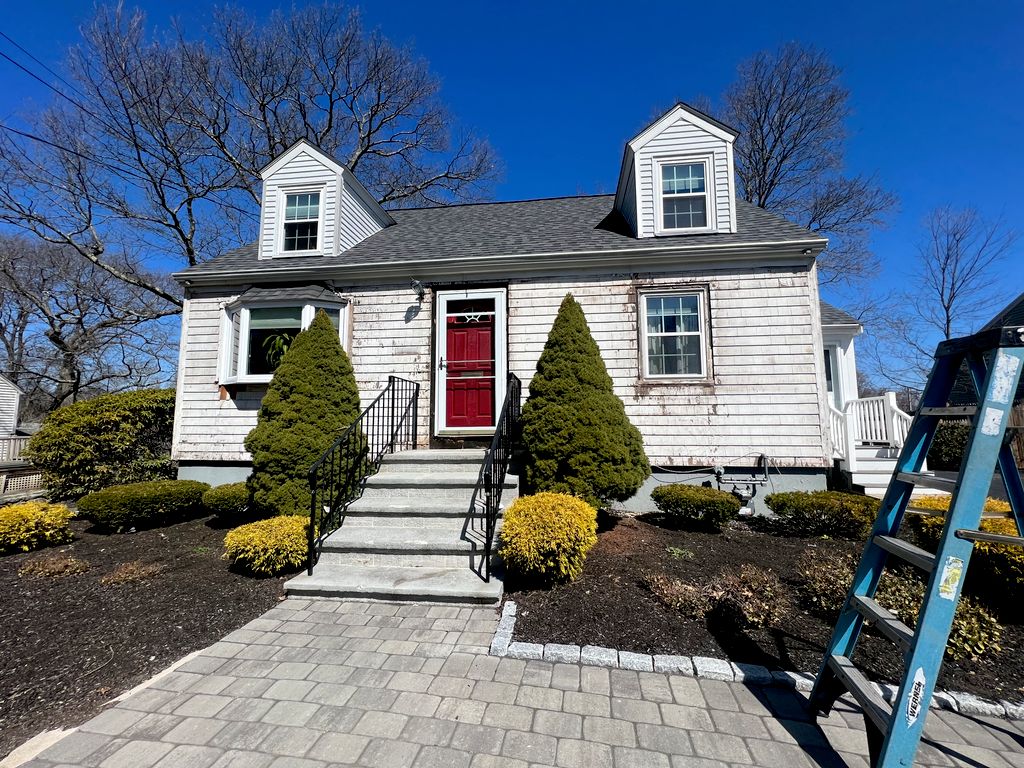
[171,103,903,510]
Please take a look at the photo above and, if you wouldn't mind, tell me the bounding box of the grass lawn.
[0,515,285,759]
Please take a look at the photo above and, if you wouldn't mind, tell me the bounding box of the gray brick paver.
[24,597,1013,768]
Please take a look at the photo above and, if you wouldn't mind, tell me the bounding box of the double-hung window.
[641,292,706,378]
[658,160,711,232]
[283,192,320,252]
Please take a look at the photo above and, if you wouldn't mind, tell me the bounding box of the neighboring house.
[172,103,883,509]
[0,374,22,437]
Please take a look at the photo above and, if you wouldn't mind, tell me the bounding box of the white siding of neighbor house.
[173,261,830,469]
[0,376,20,435]
[259,149,338,259]
[633,112,734,237]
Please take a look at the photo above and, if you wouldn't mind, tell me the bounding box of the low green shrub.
[223,515,309,576]
[650,484,740,532]
[25,388,175,500]
[643,565,790,629]
[77,480,209,532]
[927,421,971,471]
[797,549,1002,661]
[0,501,75,555]
[203,482,251,522]
[499,492,598,583]
[762,491,878,539]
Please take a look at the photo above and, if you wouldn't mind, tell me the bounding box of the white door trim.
[434,287,508,436]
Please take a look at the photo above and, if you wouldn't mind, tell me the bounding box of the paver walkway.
[19,598,1023,768]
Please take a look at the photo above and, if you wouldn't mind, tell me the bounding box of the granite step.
[285,564,502,604]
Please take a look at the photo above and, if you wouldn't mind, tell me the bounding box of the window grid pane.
[663,197,707,230]
[644,294,703,377]
[284,221,318,251]
[285,192,320,221]
[661,163,706,194]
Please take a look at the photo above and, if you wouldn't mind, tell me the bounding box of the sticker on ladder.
[937,555,964,600]
[906,667,927,727]
[981,406,1005,436]
[990,351,1021,404]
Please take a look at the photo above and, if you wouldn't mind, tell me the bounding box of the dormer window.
[283,192,321,252]
[657,158,713,234]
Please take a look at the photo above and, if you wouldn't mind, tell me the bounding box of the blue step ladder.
[809,325,1024,767]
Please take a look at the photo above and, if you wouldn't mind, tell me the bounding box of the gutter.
[174,238,828,287]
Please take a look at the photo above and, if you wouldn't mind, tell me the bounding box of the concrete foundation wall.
[178,462,251,487]
[612,466,829,516]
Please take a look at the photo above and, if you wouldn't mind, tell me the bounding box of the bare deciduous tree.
[0,3,498,310]
[721,44,897,288]
[0,236,177,413]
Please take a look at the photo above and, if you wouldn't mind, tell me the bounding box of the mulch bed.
[507,515,1024,701]
[0,515,285,759]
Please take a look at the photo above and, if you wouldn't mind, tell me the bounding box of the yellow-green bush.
[910,495,1010,515]
[499,492,598,583]
[0,501,75,555]
[797,549,1002,661]
[223,515,309,576]
[650,484,740,532]
[762,491,878,539]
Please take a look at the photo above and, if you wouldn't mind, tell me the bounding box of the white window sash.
[641,292,707,380]
[654,156,716,235]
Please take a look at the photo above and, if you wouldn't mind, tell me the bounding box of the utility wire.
[0,30,88,101]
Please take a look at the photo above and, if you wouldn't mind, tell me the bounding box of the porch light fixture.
[411,278,426,303]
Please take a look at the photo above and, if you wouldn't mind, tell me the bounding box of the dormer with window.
[257,139,395,260]
[614,103,738,238]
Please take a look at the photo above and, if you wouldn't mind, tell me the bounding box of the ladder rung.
[826,655,892,735]
[850,596,914,652]
[896,472,958,493]
[874,535,936,572]
[919,406,976,417]
[955,529,1024,547]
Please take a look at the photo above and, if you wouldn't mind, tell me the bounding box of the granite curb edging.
[490,599,1024,721]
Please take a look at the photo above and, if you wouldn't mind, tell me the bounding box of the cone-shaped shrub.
[522,294,650,505]
[244,310,361,517]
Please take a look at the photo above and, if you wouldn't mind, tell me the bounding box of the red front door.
[444,298,496,428]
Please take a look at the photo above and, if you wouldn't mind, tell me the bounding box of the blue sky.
[2,0,1022,333]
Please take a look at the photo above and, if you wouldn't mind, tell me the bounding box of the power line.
[0,50,97,121]
[0,30,88,101]
[0,121,258,221]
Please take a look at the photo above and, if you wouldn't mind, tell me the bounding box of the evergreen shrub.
[650,484,740,532]
[762,491,878,539]
[244,311,362,517]
[77,479,209,532]
[926,421,971,471]
[26,388,175,499]
[521,294,649,506]
[0,501,75,554]
[223,515,309,576]
[499,492,598,583]
[203,482,251,522]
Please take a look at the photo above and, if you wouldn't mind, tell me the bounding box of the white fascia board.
[629,104,736,151]
[260,139,345,179]
[175,238,827,286]
[822,322,864,336]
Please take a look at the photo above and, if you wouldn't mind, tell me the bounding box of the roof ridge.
[389,193,614,212]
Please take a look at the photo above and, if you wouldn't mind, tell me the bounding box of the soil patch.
[0,515,285,759]
[507,515,1024,701]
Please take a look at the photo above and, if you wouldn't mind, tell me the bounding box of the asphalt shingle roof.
[177,195,823,279]
[819,301,861,327]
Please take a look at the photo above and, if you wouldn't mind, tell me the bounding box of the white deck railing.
[0,436,30,462]
[830,392,913,472]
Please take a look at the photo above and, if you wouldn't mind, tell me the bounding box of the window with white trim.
[659,160,710,232]
[641,292,706,378]
[283,192,320,252]
[220,303,347,384]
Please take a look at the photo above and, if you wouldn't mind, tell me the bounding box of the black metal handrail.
[307,375,419,574]
[474,372,522,581]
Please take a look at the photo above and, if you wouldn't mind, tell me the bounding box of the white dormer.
[614,103,738,239]
[257,139,395,260]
